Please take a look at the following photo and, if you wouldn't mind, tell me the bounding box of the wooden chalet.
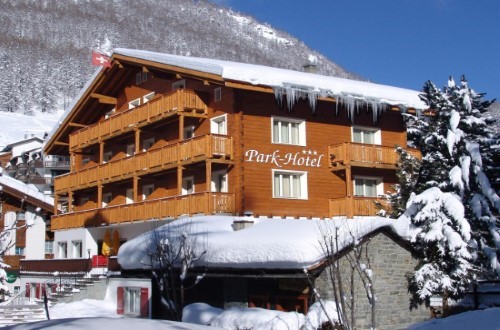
[44,49,423,242]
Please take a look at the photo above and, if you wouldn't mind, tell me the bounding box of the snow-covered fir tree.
[402,76,500,309]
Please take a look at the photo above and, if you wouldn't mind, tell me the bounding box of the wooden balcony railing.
[329,196,387,218]
[51,192,235,231]
[69,89,208,151]
[55,134,233,193]
[329,142,421,169]
[3,255,22,270]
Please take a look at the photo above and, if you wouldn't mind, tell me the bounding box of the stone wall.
[315,231,430,329]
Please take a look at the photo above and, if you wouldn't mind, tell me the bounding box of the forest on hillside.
[0,0,358,115]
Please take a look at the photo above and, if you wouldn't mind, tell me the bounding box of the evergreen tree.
[403,76,500,309]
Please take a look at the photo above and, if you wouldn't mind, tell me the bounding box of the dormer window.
[136,72,148,85]
[143,92,155,103]
[128,98,140,110]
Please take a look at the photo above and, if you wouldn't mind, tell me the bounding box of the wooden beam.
[176,73,182,79]
[69,122,87,128]
[115,60,124,69]
[54,141,69,146]
[142,66,149,73]
[91,93,117,105]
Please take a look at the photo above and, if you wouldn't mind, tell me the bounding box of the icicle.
[307,90,318,114]
[273,88,283,108]
[285,87,296,111]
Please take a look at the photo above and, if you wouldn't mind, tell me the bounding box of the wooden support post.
[99,141,104,163]
[177,166,183,195]
[206,161,212,192]
[135,128,141,155]
[54,194,59,215]
[133,176,138,203]
[68,191,74,213]
[97,185,103,209]
[179,115,185,140]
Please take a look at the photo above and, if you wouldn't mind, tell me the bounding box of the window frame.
[211,170,228,193]
[128,98,141,110]
[353,176,383,197]
[271,116,306,146]
[102,151,113,163]
[142,92,155,103]
[142,138,155,152]
[183,126,195,140]
[72,240,83,258]
[210,114,227,135]
[102,192,112,207]
[272,169,308,200]
[182,176,195,195]
[124,287,142,316]
[58,241,68,259]
[126,144,135,157]
[351,126,381,145]
[214,87,222,102]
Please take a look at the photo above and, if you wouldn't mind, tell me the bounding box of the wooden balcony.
[3,255,23,270]
[329,196,387,218]
[20,258,92,274]
[69,89,208,151]
[329,142,421,169]
[55,134,233,193]
[51,192,235,231]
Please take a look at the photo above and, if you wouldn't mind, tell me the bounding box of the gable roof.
[0,172,55,213]
[45,49,425,155]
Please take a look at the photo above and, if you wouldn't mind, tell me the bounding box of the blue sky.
[212,0,499,101]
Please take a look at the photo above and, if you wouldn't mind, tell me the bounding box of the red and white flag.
[91,50,112,68]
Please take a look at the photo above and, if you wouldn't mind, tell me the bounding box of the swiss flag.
[91,50,112,68]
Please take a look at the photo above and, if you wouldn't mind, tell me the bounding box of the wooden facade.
[45,52,421,231]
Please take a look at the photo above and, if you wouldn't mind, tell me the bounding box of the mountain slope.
[0,0,359,115]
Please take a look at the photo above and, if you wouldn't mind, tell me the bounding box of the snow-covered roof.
[114,48,426,111]
[117,215,411,271]
[0,172,54,210]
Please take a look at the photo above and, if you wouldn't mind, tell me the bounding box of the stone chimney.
[303,61,318,74]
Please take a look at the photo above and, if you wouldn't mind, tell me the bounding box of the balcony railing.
[20,258,92,274]
[329,142,421,168]
[69,89,208,151]
[34,160,71,169]
[329,196,387,218]
[51,192,235,231]
[55,134,233,193]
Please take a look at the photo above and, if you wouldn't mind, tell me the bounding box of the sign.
[6,272,17,284]
[245,149,324,168]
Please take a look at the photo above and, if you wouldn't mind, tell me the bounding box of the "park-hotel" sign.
[244,149,324,168]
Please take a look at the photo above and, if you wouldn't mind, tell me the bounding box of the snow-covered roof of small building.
[117,215,411,271]
[0,171,54,212]
[113,48,426,111]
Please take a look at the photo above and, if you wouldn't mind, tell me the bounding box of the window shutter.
[25,283,30,298]
[35,283,41,299]
[140,287,149,317]
[117,287,124,315]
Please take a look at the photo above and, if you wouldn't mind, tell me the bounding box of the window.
[45,241,53,254]
[104,108,115,119]
[353,176,382,197]
[182,176,195,195]
[272,117,306,146]
[210,114,227,135]
[212,170,228,193]
[272,170,308,199]
[136,72,149,85]
[15,247,25,255]
[183,126,195,140]
[58,242,68,259]
[143,92,155,103]
[13,286,20,295]
[126,144,135,157]
[142,184,154,200]
[352,127,381,145]
[142,138,155,152]
[16,212,26,221]
[102,193,112,207]
[214,87,222,102]
[126,188,134,204]
[125,288,141,315]
[172,79,185,91]
[72,241,83,258]
[103,151,113,163]
[128,98,141,109]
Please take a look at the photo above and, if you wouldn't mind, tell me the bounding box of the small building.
[118,215,430,329]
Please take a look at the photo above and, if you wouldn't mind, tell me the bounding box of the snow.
[117,215,411,270]
[182,303,223,326]
[0,173,54,207]
[112,48,425,110]
[0,111,62,150]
